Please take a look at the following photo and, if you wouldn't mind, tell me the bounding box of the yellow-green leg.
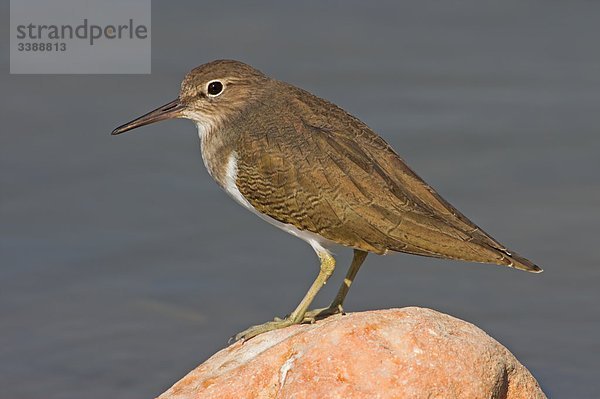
[303,249,368,322]
[233,250,336,342]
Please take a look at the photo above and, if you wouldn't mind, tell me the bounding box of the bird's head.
[111,59,270,136]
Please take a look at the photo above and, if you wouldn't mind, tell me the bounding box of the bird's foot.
[302,304,344,323]
[231,317,296,343]
[230,305,345,343]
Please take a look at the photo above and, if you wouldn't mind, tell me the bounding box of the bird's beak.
[111,98,186,135]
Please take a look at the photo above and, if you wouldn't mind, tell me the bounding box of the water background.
[1,1,599,398]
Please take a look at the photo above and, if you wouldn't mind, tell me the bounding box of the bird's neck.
[196,121,235,188]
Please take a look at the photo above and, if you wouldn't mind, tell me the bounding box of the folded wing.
[234,85,541,272]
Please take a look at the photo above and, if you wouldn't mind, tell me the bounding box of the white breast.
[196,121,218,180]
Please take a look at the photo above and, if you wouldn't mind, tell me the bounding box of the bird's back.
[233,81,541,272]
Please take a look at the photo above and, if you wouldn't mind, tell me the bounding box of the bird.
[112,59,542,341]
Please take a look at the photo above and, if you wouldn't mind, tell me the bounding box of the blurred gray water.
[1,1,599,398]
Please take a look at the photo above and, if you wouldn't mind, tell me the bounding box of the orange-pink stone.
[158,307,546,399]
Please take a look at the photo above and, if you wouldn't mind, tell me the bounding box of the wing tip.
[527,264,544,273]
[507,252,543,273]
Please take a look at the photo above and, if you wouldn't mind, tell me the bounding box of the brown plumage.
[112,59,541,340]
[208,64,539,271]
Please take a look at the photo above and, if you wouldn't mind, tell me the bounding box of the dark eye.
[207,81,223,96]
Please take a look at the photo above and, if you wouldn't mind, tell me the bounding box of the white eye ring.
[206,80,224,97]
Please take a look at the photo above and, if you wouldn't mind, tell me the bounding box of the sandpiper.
[112,60,541,341]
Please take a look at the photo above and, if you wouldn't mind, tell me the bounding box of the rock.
[157,307,546,399]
